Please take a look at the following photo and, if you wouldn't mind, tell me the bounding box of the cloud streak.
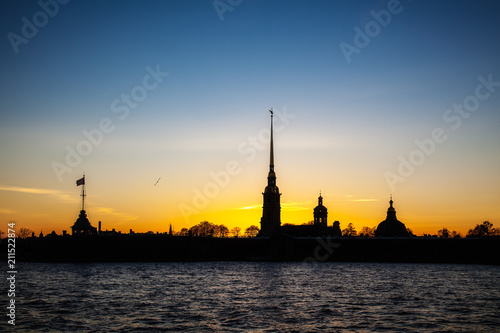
[238,204,261,210]
[0,185,76,203]
[94,207,138,221]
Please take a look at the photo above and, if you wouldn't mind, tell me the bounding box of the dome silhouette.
[375,197,409,237]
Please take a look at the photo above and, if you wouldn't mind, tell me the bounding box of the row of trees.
[467,221,500,237]
[177,221,260,238]
[428,221,500,238]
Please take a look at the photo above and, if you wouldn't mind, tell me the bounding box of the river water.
[8,262,500,332]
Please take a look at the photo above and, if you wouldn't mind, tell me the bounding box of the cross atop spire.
[387,195,396,219]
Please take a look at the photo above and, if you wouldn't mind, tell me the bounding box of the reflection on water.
[14,262,500,332]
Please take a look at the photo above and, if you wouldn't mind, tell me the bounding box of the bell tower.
[314,192,328,228]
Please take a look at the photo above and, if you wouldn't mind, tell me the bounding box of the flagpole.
[81,174,86,211]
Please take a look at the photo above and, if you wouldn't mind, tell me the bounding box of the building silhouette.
[331,220,342,236]
[259,110,282,237]
[313,192,328,228]
[72,210,97,236]
[375,196,409,237]
[71,176,98,236]
[280,193,343,237]
[257,110,344,237]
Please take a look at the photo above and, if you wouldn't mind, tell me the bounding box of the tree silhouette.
[231,227,241,238]
[216,225,230,238]
[438,227,450,238]
[342,223,357,237]
[467,221,496,237]
[189,221,216,237]
[199,221,215,237]
[184,222,236,237]
[244,225,260,238]
[359,226,376,237]
[17,227,33,239]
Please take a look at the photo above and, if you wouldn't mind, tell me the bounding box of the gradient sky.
[1,0,499,236]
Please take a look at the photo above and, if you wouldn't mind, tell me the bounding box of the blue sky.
[1,0,499,234]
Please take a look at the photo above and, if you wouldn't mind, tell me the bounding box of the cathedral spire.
[269,108,274,173]
[267,109,276,187]
[259,108,281,237]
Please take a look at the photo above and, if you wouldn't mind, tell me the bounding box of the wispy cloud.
[281,202,311,211]
[94,207,138,221]
[0,208,16,214]
[0,185,76,203]
[238,204,262,210]
[343,195,379,202]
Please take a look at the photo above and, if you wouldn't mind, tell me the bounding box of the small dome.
[375,197,409,237]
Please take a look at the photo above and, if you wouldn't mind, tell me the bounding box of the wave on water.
[12,262,500,332]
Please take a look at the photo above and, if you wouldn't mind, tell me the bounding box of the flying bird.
[154,177,161,186]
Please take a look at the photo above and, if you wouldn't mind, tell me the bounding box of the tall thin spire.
[269,108,274,172]
[260,108,281,237]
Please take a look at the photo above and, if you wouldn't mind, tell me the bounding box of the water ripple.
[12,262,500,332]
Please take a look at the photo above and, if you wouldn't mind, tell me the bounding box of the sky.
[1,0,499,236]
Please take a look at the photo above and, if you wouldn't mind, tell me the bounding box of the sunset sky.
[1,0,499,236]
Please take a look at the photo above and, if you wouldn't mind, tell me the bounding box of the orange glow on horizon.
[0,182,493,237]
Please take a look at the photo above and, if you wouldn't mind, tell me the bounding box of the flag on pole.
[76,177,85,186]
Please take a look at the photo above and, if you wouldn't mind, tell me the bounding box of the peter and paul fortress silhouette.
[258,109,409,238]
[20,110,496,264]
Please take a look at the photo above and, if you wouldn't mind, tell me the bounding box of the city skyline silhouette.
[1,1,499,236]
